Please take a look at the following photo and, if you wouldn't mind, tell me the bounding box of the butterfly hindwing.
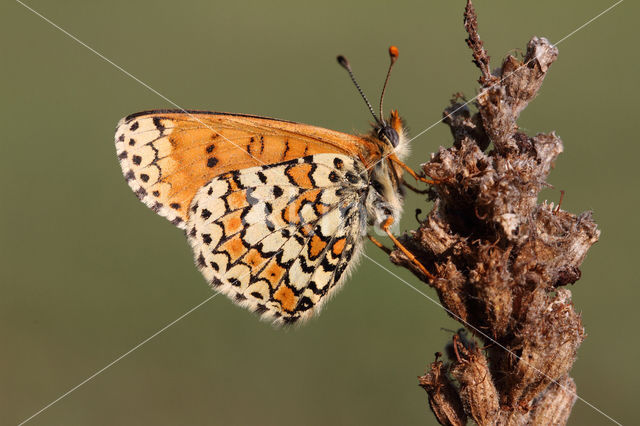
[115,110,376,229]
[186,153,369,324]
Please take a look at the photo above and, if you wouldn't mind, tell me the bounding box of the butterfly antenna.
[337,55,382,126]
[379,46,399,126]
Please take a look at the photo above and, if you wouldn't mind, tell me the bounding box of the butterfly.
[115,46,435,325]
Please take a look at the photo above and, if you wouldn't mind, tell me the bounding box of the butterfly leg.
[401,178,430,194]
[381,217,435,281]
[390,156,441,185]
[368,234,391,255]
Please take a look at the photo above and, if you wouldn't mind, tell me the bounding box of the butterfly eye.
[378,126,399,148]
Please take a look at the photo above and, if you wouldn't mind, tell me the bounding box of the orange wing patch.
[226,190,248,210]
[115,110,379,228]
[245,249,267,273]
[219,235,246,263]
[273,285,297,312]
[282,189,322,225]
[332,238,347,256]
[261,260,287,287]
[309,235,328,259]
[219,210,244,236]
[285,163,314,189]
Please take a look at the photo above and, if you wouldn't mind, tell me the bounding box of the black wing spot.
[346,172,359,184]
[308,281,324,295]
[273,186,283,198]
[202,233,212,244]
[296,296,314,312]
[328,171,340,183]
[140,173,149,182]
[334,263,347,283]
[152,190,160,197]
[132,155,142,165]
[170,203,181,210]
[207,157,219,168]
[333,157,344,169]
[129,138,136,146]
[201,209,212,220]
[206,144,215,153]
[251,291,264,300]
[129,121,139,131]
[257,171,267,184]
[152,117,165,132]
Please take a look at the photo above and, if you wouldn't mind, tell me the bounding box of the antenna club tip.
[388,45,399,60]
[336,55,350,69]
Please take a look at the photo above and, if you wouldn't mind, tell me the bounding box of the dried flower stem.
[391,2,599,424]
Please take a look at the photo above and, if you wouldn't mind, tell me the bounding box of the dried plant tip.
[449,342,500,425]
[419,358,467,426]
[406,3,598,425]
[464,0,494,83]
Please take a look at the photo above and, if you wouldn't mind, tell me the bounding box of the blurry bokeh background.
[1,0,636,424]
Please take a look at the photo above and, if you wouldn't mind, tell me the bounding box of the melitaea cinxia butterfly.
[115,47,435,325]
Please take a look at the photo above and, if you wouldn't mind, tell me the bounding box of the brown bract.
[393,1,599,424]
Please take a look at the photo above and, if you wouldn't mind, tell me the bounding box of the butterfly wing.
[115,110,377,228]
[186,153,368,324]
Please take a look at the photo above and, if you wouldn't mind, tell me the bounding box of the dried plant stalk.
[400,2,599,424]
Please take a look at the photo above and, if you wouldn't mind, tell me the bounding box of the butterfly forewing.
[115,110,376,228]
[186,154,368,324]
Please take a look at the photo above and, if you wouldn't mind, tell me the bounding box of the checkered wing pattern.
[186,154,368,324]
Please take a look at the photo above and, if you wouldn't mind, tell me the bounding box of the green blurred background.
[1,0,636,424]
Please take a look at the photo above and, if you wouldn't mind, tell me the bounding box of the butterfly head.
[376,120,399,148]
[370,109,409,163]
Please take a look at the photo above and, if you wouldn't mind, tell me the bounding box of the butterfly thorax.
[362,110,410,230]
